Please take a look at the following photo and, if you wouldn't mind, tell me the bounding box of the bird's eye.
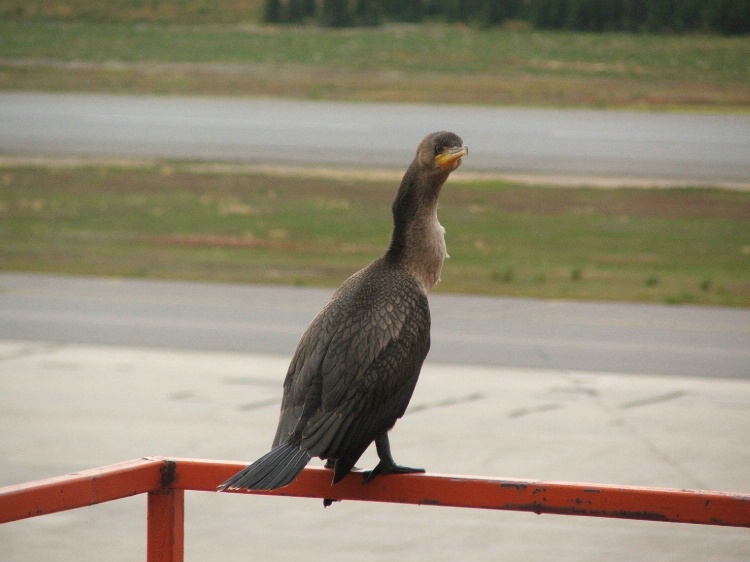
[434,145,444,155]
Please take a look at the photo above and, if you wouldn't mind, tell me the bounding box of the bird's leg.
[323,460,338,507]
[363,433,425,484]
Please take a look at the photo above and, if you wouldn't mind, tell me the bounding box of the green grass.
[1,21,745,80]
[1,163,748,306]
[1,21,748,108]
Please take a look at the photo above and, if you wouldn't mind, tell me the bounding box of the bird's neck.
[386,169,449,293]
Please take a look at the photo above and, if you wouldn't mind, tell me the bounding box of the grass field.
[2,163,748,306]
[1,21,748,109]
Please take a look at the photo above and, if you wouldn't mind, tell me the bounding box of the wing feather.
[277,256,430,462]
[272,257,430,468]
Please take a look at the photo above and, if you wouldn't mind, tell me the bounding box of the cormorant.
[218,131,467,504]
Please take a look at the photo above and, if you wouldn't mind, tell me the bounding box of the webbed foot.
[363,461,425,484]
[363,432,425,483]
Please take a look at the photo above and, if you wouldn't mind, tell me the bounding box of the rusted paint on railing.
[173,458,750,528]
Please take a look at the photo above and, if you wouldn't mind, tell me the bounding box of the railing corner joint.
[159,458,177,490]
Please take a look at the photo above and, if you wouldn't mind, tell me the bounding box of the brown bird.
[218,132,467,503]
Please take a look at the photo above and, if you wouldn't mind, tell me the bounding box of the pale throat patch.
[404,212,449,293]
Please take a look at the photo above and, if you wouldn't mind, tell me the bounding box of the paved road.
[1,273,748,379]
[1,92,749,183]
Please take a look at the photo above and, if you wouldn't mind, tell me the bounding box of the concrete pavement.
[1,339,748,561]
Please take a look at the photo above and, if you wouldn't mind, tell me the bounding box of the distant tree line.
[263,0,750,34]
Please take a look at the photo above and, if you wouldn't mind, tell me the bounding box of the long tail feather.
[217,444,310,491]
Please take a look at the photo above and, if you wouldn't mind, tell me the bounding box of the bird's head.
[394,131,468,213]
[415,131,468,175]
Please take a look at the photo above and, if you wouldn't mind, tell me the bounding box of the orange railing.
[1,456,749,561]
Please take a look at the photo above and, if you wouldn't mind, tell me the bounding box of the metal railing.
[1,456,749,562]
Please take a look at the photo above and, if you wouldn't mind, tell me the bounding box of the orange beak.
[435,145,468,170]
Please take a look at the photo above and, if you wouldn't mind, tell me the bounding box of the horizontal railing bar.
[2,457,748,528]
[171,457,750,528]
[0,457,165,524]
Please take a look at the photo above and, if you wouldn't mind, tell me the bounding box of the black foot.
[363,461,425,484]
[365,433,425,484]
[323,497,340,508]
